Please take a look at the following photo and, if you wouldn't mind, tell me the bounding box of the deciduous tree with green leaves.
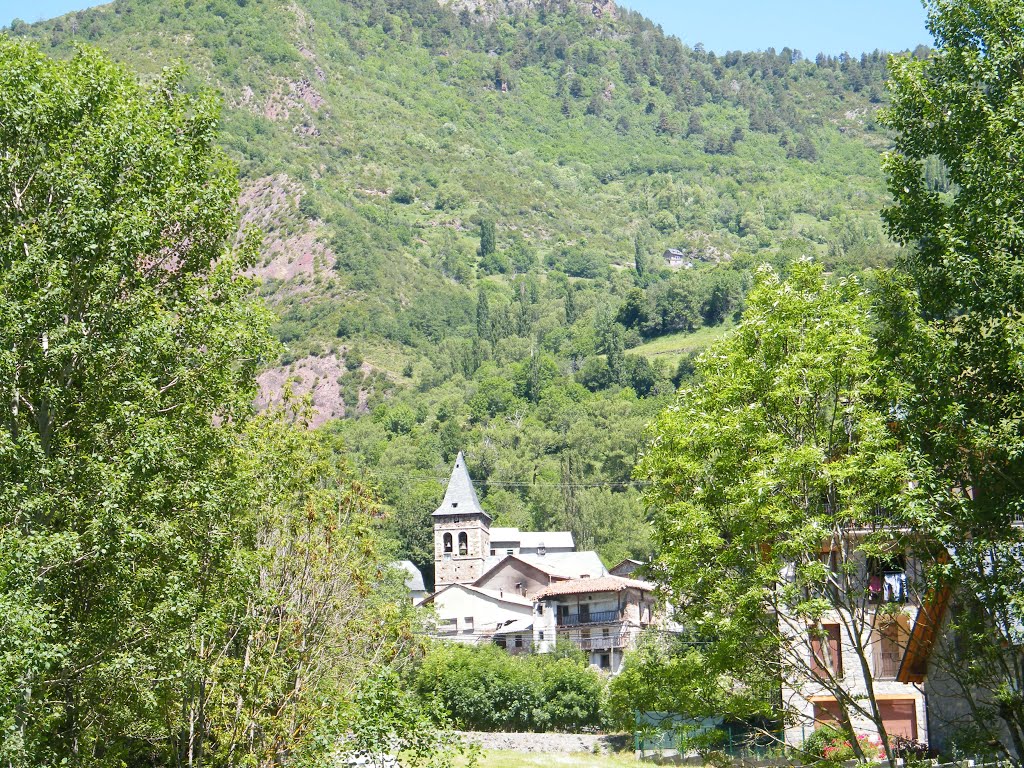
[639,263,912,763]
[0,37,272,766]
[881,0,1024,756]
[0,39,462,768]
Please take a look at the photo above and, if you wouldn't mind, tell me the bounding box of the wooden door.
[878,699,917,740]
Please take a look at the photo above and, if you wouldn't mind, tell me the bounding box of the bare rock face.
[437,0,616,25]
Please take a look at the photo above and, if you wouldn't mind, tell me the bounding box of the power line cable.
[354,467,651,490]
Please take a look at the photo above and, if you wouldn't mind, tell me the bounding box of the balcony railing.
[875,650,901,679]
[557,609,621,626]
[575,633,626,651]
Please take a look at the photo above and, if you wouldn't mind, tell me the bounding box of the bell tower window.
[443,533,453,553]
[458,532,469,556]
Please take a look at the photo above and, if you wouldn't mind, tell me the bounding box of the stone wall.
[456,731,630,754]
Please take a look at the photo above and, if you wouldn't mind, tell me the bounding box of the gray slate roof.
[479,550,608,580]
[489,527,575,550]
[394,560,425,592]
[493,617,534,635]
[433,451,491,520]
[419,582,533,608]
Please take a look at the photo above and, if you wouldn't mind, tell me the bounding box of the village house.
[423,452,674,668]
[533,575,658,673]
[894,541,1024,760]
[394,559,427,603]
[609,558,645,578]
[779,546,928,746]
[419,582,534,642]
[662,248,693,270]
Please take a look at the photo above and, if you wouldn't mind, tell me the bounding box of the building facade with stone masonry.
[894,537,1024,760]
[432,452,494,588]
[778,545,928,747]
[421,452,667,668]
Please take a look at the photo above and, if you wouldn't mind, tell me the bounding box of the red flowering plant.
[804,726,886,764]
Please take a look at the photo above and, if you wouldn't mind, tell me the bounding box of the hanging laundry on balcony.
[884,572,907,603]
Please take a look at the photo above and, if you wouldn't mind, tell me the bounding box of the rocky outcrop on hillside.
[256,353,367,428]
[436,0,616,24]
[238,175,336,284]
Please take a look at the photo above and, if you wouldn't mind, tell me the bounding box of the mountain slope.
[15,0,907,581]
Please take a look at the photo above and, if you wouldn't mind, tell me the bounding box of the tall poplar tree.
[881,0,1024,756]
[0,40,461,768]
[0,38,272,765]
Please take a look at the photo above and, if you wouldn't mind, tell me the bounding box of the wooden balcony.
[572,633,627,651]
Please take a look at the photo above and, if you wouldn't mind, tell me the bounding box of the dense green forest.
[14,0,923,586]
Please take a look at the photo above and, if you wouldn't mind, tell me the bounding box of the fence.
[634,713,780,760]
[635,718,1013,768]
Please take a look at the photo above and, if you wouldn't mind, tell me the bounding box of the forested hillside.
[15,0,919,585]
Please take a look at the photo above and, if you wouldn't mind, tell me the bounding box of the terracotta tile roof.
[535,575,655,599]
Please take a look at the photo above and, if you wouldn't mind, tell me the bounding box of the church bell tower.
[433,452,491,589]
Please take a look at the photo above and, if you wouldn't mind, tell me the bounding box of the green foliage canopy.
[639,263,911,758]
[881,0,1024,756]
[415,642,603,733]
[0,38,271,765]
[0,39,462,768]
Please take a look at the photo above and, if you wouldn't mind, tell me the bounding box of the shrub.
[802,726,885,764]
[415,644,603,732]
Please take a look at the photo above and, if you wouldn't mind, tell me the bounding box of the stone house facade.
[779,548,928,746]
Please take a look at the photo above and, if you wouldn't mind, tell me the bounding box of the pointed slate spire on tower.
[433,451,491,521]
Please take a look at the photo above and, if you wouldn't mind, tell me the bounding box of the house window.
[600,654,611,670]
[514,635,523,648]
[875,615,910,679]
[813,700,842,729]
[817,549,841,601]
[491,549,496,556]
[443,533,453,553]
[868,555,907,603]
[539,631,545,641]
[515,581,523,594]
[810,624,843,678]
[458,532,468,556]
[506,549,514,556]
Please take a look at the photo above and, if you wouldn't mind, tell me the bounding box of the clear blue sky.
[620,0,929,56]
[1,0,930,56]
